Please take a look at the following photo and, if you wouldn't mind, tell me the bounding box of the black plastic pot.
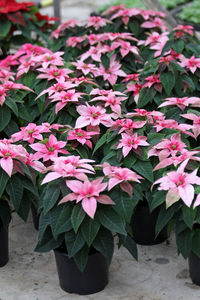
[131,201,168,245]
[189,251,200,286]
[31,204,39,231]
[0,220,9,267]
[54,247,109,295]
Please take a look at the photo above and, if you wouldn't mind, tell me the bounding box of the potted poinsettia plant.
[10,123,140,295]
[0,137,44,267]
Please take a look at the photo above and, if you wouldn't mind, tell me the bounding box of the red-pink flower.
[117,133,149,157]
[181,113,200,139]
[11,123,49,143]
[59,178,114,218]
[112,118,146,133]
[159,97,200,110]
[67,128,99,149]
[50,19,80,39]
[30,134,68,161]
[90,92,127,115]
[178,55,200,73]
[32,52,64,69]
[50,89,83,114]
[36,66,72,82]
[95,54,126,85]
[75,103,113,128]
[174,25,194,36]
[154,159,200,207]
[148,134,187,160]
[102,163,142,196]
[42,156,95,184]
[72,60,97,76]
[86,16,111,30]
[126,82,143,104]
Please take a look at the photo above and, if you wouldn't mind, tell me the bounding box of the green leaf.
[128,20,140,36]
[74,244,89,272]
[92,132,108,155]
[101,54,110,69]
[173,39,184,53]
[65,230,85,257]
[0,19,11,38]
[6,176,23,211]
[81,217,100,246]
[17,190,31,222]
[111,189,134,222]
[71,204,85,233]
[137,87,156,108]
[53,206,72,237]
[35,227,62,252]
[101,151,116,163]
[192,230,200,257]
[0,200,11,229]
[182,205,196,230]
[23,72,37,88]
[132,160,154,182]
[123,155,136,169]
[119,234,138,260]
[156,204,177,235]
[149,191,166,213]
[176,228,193,259]
[0,169,9,198]
[160,72,175,96]
[43,184,60,215]
[97,207,127,235]
[182,75,195,90]
[93,227,114,265]
[4,120,19,136]
[0,105,11,131]
[5,97,18,116]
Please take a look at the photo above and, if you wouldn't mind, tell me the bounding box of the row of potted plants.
[0,3,200,294]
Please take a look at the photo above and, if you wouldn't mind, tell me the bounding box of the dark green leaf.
[43,184,60,215]
[0,169,9,198]
[149,191,166,213]
[6,176,23,211]
[101,54,110,69]
[132,160,154,182]
[192,230,200,257]
[93,227,114,265]
[173,39,184,53]
[160,72,175,96]
[5,97,18,116]
[182,205,196,230]
[0,105,11,131]
[71,204,85,233]
[176,228,193,259]
[156,204,177,235]
[35,227,62,252]
[92,132,108,155]
[73,244,89,272]
[53,206,72,237]
[97,207,127,235]
[137,87,156,108]
[0,19,11,38]
[111,189,134,222]
[17,190,31,222]
[119,234,138,260]
[65,230,85,257]
[81,217,100,246]
[0,200,11,229]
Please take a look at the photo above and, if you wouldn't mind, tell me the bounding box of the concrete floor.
[0,213,199,300]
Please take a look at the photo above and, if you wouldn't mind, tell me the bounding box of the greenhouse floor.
[0,213,199,300]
